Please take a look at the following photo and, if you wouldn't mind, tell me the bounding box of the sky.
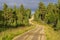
[0,0,58,12]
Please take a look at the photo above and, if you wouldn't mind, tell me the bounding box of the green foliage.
[0,10,3,26]
[0,3,31,28]
[34,9,41,21]
[34,2,47,21]
[39,2,47,20]
[56,20,60,30]
[34,1,60,30]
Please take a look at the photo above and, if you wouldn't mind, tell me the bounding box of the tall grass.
[0,26,35,40]
[44,25,60,40]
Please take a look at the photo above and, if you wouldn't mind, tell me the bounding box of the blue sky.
[0,0,57,11]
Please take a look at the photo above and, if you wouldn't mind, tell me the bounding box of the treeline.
[0,3,31,28]
[34,0,60,30]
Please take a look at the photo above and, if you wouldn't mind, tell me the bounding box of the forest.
[0,4,31,28]
[34,0,60,30]
[0,0,60,40]
[0,0,60,30]
[0,3,32,40]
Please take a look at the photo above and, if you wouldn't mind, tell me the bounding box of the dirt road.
[13,15,46,40]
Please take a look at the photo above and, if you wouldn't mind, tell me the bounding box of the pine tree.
[3,3,8,26]
[0,10,3,26]
[34,2,46,21]
[38,2,46,21]
[56,0,60,30]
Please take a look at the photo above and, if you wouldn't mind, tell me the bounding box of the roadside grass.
[44,25,60,40]
[0,25,35,40]
[33,21,60,40]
